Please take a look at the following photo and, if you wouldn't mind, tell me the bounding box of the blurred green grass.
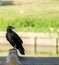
[0,4,59,32]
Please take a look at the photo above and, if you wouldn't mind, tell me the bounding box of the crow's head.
[7,26,15,32]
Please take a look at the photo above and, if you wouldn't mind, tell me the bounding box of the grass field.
[0,3,59,32]
[0,1,59,56]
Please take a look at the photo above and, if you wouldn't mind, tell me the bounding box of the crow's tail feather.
[18,48,25,55]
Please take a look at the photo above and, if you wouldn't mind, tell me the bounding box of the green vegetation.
[0,4,59,32]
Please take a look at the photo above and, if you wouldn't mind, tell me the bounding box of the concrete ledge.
[0,49,59,65]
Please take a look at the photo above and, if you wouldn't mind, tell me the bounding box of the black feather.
[6,26,25,55]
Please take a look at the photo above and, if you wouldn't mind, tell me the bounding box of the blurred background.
[0,0,59,57]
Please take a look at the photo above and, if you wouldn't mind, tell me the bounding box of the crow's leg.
[13,45,16,49]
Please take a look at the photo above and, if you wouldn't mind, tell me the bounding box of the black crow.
[6,26,25,55]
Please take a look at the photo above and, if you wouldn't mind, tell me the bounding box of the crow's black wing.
[6,31,25,55]
[6,32,16,47]
[12,31,23,44]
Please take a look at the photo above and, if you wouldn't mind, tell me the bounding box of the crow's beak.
[12,26,15,29]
